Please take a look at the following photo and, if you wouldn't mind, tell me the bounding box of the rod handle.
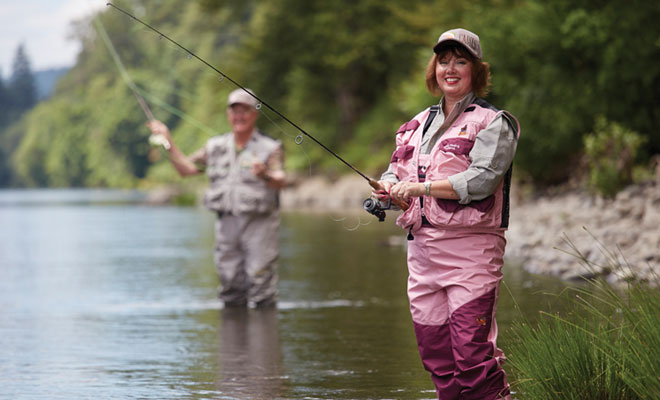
[368,179,409,211]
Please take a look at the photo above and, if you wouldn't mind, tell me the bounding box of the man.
[147,88,286,307]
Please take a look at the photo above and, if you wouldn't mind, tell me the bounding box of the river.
[0,189,569,399]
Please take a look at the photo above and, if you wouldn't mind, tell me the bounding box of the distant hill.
[34,67,69,100]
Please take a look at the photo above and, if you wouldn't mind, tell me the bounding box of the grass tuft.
[508,233,660,399]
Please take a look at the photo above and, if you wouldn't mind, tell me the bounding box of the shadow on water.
[0,189,572,399]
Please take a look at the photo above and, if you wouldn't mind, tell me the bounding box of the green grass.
[508,232,660,399]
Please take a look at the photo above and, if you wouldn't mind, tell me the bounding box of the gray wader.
[214,210,280,306]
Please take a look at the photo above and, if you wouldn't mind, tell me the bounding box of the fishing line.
[258,109,314,180]
[93,16,155,122]
[106,2,373,183]
[330,215,374,231]
[95,12,221,152]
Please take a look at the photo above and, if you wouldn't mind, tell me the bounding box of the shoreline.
[146,172,659,285]
[278,174,660,284]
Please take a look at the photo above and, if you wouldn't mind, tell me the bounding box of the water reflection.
[217,307,285,399]
[0,189,572,399]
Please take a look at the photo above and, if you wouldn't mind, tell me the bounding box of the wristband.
[424,180,431,196]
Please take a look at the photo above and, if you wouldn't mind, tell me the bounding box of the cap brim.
[433,40,480,60]
[433,39,462,53]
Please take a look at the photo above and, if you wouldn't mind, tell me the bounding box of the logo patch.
[476,316,487,326]
[458,125,468,136]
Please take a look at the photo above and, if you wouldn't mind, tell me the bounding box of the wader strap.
[422,105,439,138]
[406,105,438,242]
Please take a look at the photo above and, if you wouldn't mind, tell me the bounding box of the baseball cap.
[227,88,259,108]
[433,28,482,60]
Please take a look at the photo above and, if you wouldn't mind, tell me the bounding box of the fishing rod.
[105,2,408,213]
[93,14,172,149]
[95,17,153,121]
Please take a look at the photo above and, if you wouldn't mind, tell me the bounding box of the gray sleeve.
[380,164,400,184]
[447,114,518,204]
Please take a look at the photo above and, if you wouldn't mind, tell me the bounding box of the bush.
[584,117,647,197]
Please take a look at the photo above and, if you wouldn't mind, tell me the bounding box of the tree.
[234,0,437,172]
[471,0,660,184]
[0,70,8,185]
[0,69,7,128]
[8,44,37,114]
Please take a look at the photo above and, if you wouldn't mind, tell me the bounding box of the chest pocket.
[438,121,481,156]
[206,145,230,179]
[391,145,415,162]
[207,161,230,179]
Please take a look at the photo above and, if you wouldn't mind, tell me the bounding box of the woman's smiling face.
[435,52,473,101]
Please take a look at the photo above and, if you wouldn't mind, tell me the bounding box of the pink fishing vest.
[389,100,520,232]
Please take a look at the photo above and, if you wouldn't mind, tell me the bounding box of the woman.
[375,28,519,399]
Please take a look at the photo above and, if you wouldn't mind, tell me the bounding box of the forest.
[1,0,659,196]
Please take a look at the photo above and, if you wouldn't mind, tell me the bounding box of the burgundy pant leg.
[413,321,461,399]
[449,288,510,400]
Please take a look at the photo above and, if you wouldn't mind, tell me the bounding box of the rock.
[506,180,659,285]
[144,186,184,205]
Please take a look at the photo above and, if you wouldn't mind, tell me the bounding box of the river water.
[0,189,569,399]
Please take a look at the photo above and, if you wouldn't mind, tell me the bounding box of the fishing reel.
[362,197,391,222]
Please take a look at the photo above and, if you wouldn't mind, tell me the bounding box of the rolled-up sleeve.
[189,147,208,172]
[447,115,518,204]
[380,164,400,184]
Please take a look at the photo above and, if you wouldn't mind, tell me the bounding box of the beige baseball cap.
[433,28,482,60]
[227,88,258,107]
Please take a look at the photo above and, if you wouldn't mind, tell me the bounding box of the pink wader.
[407,153,511,400]
[408,227,510,399]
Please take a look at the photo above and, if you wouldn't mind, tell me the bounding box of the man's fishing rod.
[93,15,172,150]
[105,2,408,212]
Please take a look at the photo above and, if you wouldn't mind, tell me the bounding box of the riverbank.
[506,178,660,284]
[279,173,660,284]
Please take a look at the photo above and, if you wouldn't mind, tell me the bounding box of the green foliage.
[515,280,660,398]
[510,312,632,399]
[471,0,660,185]
[509,238,660,399]
[235,0,437,172]
[2,0,659,188]
[584,116,647,197]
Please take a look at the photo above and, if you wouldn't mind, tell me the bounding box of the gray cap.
[228,88,258,107]
[433,28,482,60]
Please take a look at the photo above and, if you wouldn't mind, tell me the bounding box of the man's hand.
[146,120,173,148]
[251,161,269,181]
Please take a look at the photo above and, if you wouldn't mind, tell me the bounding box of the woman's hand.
[390,181,424,202]
[372,180,394,200]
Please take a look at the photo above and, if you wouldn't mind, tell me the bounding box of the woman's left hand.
[390,181,425,202]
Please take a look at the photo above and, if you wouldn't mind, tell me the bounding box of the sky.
[0,0,107,78]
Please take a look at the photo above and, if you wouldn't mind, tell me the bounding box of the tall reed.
[507,231,660,399]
